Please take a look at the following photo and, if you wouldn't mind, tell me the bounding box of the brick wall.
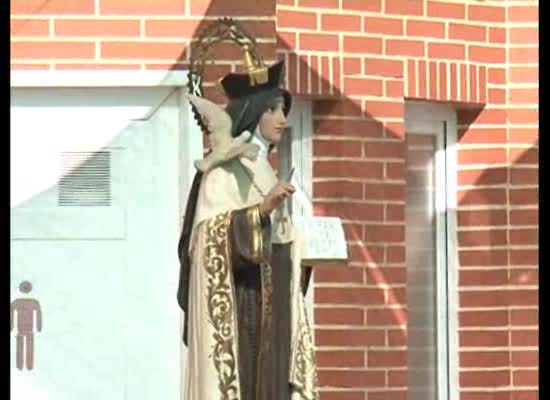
[11,0,538,399]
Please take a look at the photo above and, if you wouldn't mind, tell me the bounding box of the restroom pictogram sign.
[11,281,42,371]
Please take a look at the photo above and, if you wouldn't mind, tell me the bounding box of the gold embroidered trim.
[204,212,239,400]
[255,262,273,398]
[293,314,320,400]
[246,204,263,263]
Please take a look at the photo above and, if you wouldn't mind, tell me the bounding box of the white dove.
[186,93,259,173]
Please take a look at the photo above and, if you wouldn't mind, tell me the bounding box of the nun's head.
[225,87,291,144]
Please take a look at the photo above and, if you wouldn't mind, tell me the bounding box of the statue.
[176,18,319,400]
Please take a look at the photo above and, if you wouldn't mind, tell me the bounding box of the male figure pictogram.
[11,281,42,370]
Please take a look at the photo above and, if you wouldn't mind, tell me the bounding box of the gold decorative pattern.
[255,262,273,398]
[204,212,240,400]
[293,313,320,400]
[245,204,264,263]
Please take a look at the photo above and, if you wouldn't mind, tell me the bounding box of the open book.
[292,215,348,264]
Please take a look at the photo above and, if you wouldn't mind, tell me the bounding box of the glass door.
[405,102,459,400]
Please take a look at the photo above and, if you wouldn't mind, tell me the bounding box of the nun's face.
[258,97,287,144]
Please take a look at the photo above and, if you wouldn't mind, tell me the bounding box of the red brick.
[343,0,381,12]
[513,370,538,387]
[510,228,538,245]
[364,182,404,201]
[144,19,200,37]
[510,188,538,205]
[460,371,510,387]
[460,310,509,327]
[321,14,361,32]
[510,47,538,64]
[510,27,539,45]
[449,23,486,42]
[364,225,404,243]
[314,160,383,179]
[460,330,509,347]
[364,101,404,119]
[510,269,538,285]
[343,36,382,54]
[386,162,405,180]
[450,63,457,100]
[511,147,538,164]
[366,266,406,284]
[385,0,424,16]
[56,19,140,37]
[427,1,465,19]
[314,118,383,137]
[316,329,385,346]
[459,127,507,144]
[314,265,364,283]
[343,57,361,75]
[458,209,507,226]
[386,246,405,263]
[300,33,339,52]
[458,229,508,247]
[298,0,338,7]
[314,140,363,158]
[318,369,385,388]
[508,5,539,22]
[510,210,538,226]
[367,350,406,367]
[100,41,187,60]
[363,16,403,36]
[349,242,385,263]
[101,0,184,14]
[511,309,538,326]
[11,63,50,70]
[386,39,424,57]
[460,269,508,286]
[508,109,539,125]
[314,180,363,199]
[387,330,407,347]
[364,142,404,159]
[189,0,272,16]
[407,20,445,38]
[55,62,142,70]
[429,61,438,99]
[316,350,365,368]
[488,88,506,104]
[11,41,95,60]
[468,4,505,22]
[316,287,386,305]
[10,18,49,37]
[510,250,539,268]
[469,46,505,64]
[318,391,365,400]
[510,88,538,104]
[344,77,383,96]
[458,148,507,164]
[367,308,405,326]
[459,250,508,267]
[385,80,404,98]
[489,27,506,44]
[418,60,427,98]
[12,0,94,14]
[277,10,317,30]
[511,329,538,346]
[512,351,538,367]
[460,291,508,308]
[315,308,365,326]
[460,351,510,368]
[364,58,403,78]
[509,127,538,145]
[488,66,506,84]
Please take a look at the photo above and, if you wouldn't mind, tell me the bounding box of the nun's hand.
[259,181,295,218]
